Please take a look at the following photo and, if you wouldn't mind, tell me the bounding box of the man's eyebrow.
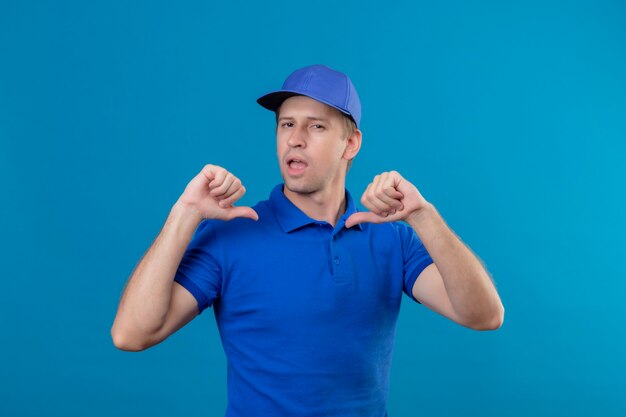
[277,116,331,123]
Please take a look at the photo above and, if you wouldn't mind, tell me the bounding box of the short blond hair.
[343,115,357,171]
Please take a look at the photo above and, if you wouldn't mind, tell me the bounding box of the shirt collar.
[269,183,363,233]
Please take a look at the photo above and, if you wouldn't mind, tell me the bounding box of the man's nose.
[287,126,307,148]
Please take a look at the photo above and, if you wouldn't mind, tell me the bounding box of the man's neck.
[283,183,347,228]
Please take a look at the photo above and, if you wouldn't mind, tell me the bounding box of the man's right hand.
[176,164,259,222]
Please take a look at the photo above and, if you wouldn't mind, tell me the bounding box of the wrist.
[405,202,435,228]
[171,200,204,227]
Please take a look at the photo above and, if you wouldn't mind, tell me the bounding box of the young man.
[111,64,504,416]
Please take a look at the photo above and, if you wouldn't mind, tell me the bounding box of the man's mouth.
[286,157,308,174]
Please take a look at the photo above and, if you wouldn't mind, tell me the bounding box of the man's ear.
[343,129,362,161]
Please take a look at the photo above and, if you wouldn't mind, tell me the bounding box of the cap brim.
[256,91,302,111]
[257,90,356,127]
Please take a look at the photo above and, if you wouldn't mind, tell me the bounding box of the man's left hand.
[345,171,429,228]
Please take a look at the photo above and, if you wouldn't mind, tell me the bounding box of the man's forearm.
[406,203,504,328]
[111,202,202,343]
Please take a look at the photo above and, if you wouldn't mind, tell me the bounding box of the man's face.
[276,95,353,195]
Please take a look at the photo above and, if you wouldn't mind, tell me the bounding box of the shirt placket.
[329,225,348,283]
[313,222,347,283]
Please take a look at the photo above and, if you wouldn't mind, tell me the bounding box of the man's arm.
[110,203,203,351]
[111,164,258,351]
[407,204,504,330]
[345,171,504,331]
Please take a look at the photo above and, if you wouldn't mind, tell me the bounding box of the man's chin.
[283,178,316,195]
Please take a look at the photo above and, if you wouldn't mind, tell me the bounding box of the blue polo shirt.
[174,184,433,417]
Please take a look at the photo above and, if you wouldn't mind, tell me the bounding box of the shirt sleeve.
[397,222,434,304]
[173,220,222,314]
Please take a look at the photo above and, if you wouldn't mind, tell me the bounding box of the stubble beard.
[282,163,344,197]
[282,174,321,195]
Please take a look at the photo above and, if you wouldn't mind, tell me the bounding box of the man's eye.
[281,122,293,128]
[312,124,324,129]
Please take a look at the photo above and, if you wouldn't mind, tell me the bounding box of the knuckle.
[228,188,243,201]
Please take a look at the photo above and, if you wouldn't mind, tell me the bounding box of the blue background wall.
[1,1,624,416]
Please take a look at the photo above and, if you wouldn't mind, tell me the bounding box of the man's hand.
[345,171,428,228]
[176,164,258,222]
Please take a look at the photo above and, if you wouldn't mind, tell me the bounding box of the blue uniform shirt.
[174,184,433,416]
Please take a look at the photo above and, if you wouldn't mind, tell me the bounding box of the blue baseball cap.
[257,64,361,128]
